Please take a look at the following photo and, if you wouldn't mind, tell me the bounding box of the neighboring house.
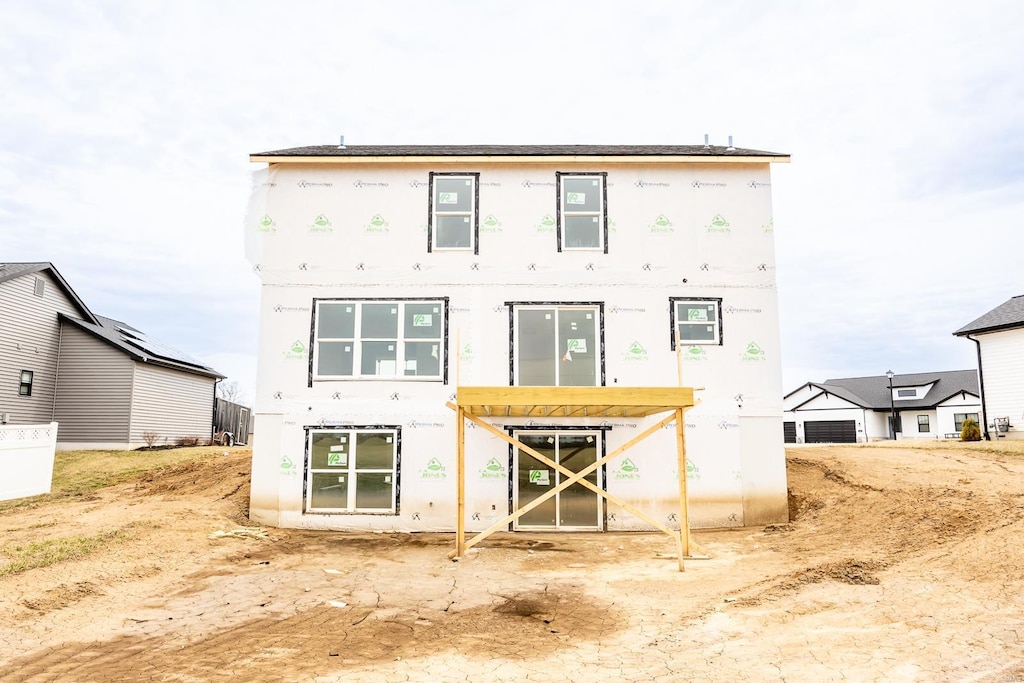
[783,370,980,443]
[245,142,791,534]
[0,262,225,449]
[954,294,1024,440]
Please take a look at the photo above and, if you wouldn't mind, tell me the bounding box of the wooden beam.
[456,405,466,558]
[675,407,690,569]
[458,385,694,409]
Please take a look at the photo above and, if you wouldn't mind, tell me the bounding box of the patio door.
[513,431,602,530]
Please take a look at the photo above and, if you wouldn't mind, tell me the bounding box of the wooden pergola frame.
[446,385,702,571]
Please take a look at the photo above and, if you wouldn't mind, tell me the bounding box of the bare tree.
[216,380,242,403]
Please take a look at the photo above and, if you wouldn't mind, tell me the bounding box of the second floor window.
[312,299,447,381]
[428,173,479,253]
[557,172,607,252]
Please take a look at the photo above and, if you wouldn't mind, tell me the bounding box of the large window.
[669,298,723,347]
[556,172,607,252]
[428,173,479,252]
[18,370,33,396]
[313,299,447,381]
[954,413,979,431]
[306,427,399,513]
[511,304,602,386]
[917,415,930,433]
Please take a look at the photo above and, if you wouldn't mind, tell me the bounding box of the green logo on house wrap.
[280,455,297,477]
[675,459,700,480]
[480,457,506,480]
[762,217,774,233]
[649,214,674,233]
[256,214,277,233]
[365,213,390,233]
[705,214,731,233]
[535,214,556,233]
[283,340,306,360]
[682,345,708,362]
[622,341,649,362]
[308,213,333,233]
[481,214,503,233]
[741,341,766,362]
[421,457,447,480]
[614,457,641,480]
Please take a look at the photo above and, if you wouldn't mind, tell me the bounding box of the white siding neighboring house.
[246,142,791,534]
[783,370,980,443]
[955,295,1024,440]
[0,263,224,449]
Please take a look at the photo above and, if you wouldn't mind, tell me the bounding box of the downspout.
[965,334,990,440]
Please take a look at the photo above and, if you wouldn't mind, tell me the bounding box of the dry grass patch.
[0,529,127,577]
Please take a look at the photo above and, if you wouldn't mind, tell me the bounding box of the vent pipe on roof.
[726,135,736,152]
[338,135,346,149]
[703,134,710,150]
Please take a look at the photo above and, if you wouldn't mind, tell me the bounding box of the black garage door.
[803,420,856,443]
[783,421,797,443]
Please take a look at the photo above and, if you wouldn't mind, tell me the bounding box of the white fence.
[0,422,59,501]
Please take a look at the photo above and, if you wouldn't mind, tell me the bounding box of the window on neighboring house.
[557,172,607,252]
[306,427,399,513]
[669,298,723,347]
[18,370,33,396]
[511,304,602,386]
[33,278,45,297]
[918,415,929,433]
[428,173,479,253]
[312,299,447,381]
[954,413,979,431]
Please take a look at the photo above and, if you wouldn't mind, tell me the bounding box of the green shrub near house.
[961,418,982,441]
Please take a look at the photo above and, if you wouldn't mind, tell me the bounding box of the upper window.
[897,389,916,398]
[917,415,930,433]
[306,427,399,514]
[19,370,33,396]
[669,298,723,347]
[33,278,45,297]
[511,304,602,387]
[428,173,479,253]
[312,299,447,381]
[557,172,607,252]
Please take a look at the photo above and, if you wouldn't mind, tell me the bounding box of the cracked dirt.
[2,442,1024,682]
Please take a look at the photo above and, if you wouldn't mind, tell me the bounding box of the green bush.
[961,418,982,441]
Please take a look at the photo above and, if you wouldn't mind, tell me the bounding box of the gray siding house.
[0,262,224,449]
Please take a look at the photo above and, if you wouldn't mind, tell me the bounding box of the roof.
[954,295,1024,336]
[250,144,790,163]
[0,262,98,324]
[789,370,979,411]
[59,313,225,380]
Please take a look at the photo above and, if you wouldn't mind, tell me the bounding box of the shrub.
[173,436,202,447]
[961,418,982,442]
[141,431,159,448]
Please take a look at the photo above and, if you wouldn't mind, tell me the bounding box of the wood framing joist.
[447,385,702,572]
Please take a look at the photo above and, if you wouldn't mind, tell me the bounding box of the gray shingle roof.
[59,314,224,379]
[954,295,1024,335]
[0,261,98,324]
[251,144,789,158]
[811,370,979,410]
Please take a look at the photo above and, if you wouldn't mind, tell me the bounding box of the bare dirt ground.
[2,443,1024,682]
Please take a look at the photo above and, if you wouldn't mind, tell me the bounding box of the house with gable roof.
[783,370,980,443]
[0,262,224,449]
[245,141,792,534]
[955,294,1024,440]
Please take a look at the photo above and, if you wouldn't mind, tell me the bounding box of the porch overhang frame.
[448,385,702,571]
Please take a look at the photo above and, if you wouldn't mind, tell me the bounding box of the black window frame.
[917,414,930,433]
[303,425,401,515]
[556,172,608,253]
[668,297,724,349]
[18,370,33,397]
[427,172,480,254]
[897,389,916,398]
[310,298,449,385]
[954,413,979,431]
[507,301,605,387]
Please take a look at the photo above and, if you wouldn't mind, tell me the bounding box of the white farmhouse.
[955,295,1024,440]
[244,143,790,535]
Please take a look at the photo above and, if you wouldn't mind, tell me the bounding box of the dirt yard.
[2,442,1023,682]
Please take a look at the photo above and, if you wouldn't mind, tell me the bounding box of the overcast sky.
[3,1,1021,404]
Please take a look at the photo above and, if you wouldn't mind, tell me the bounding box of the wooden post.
[675,407,690,570]
[456,405,466,558]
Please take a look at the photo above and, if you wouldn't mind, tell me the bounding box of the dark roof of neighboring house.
[0,262,98,324]
[251,144,790,159]
[954,295,1024,336]
[787,370,979,411]
[58,314,225,379]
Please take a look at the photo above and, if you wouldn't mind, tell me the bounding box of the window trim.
[303,425,401,515]
[427,172,480,254]
[897,389,917,398]
[507,301,605,387]
[556,172,608,253]
[917,414,929,433]
[18,370,33,397]
[309,298,449,384]
[669,297,723,349]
